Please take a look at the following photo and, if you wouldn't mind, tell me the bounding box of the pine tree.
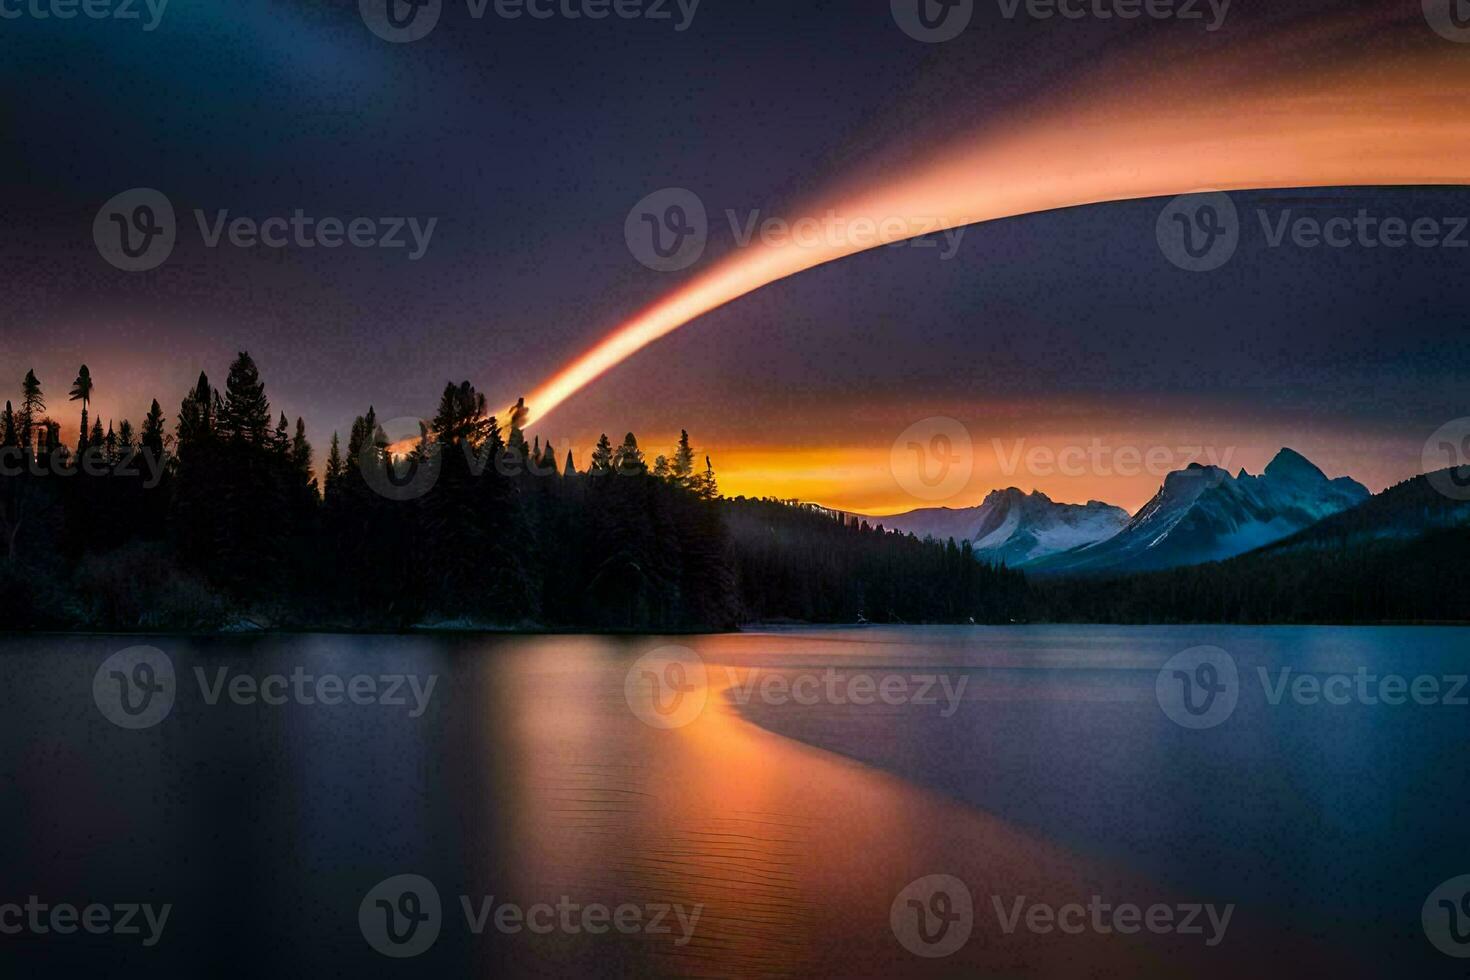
[290,418,312,476]
[273,412,290,455]
[694,455,719,500]
[18,370,43,451]
[432,382,489,448]
[614,432,646,475]
[89,417,104,452]
[141,399,166,458]
[653,455,670,480]
[0,402,16,447]
[673,429,695,489]
[117,419,135,455]
[324,432,345,501]
[69,365,93,454]
[347,407,377,471]
[103,421,117,463]
[563,450,576,477]
[219,352,271,445]
[590,434,614,475]
[177,373,214,450]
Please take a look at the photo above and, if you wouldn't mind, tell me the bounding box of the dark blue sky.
[1,0,1465,509]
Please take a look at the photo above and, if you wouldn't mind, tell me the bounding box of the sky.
[2,0,1469,515]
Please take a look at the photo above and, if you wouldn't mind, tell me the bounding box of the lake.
[1,626,1465,976]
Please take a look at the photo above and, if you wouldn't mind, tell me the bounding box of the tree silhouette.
[69,365,93,454]
[18,370,43,453]
[219,352,271,445]
[141,400,166,459]
[614,432,646,475]
[590,434,613,475]
[673,429,695,489]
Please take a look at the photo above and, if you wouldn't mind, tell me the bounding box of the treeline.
[0,354,1029,631]
[1033,530,1470,624]
[723,498,1029,624]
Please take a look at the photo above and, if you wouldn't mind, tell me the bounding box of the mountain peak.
[1264,448,1328,483]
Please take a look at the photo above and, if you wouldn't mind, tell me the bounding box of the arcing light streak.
[522,31,1470,426]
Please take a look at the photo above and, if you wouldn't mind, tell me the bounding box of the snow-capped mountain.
[1030,448,1370,575]
[881,488,1131,567]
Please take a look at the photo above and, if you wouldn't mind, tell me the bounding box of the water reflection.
[0,627,1460,976]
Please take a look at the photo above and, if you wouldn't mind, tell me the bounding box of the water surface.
[0,626,1463,976]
